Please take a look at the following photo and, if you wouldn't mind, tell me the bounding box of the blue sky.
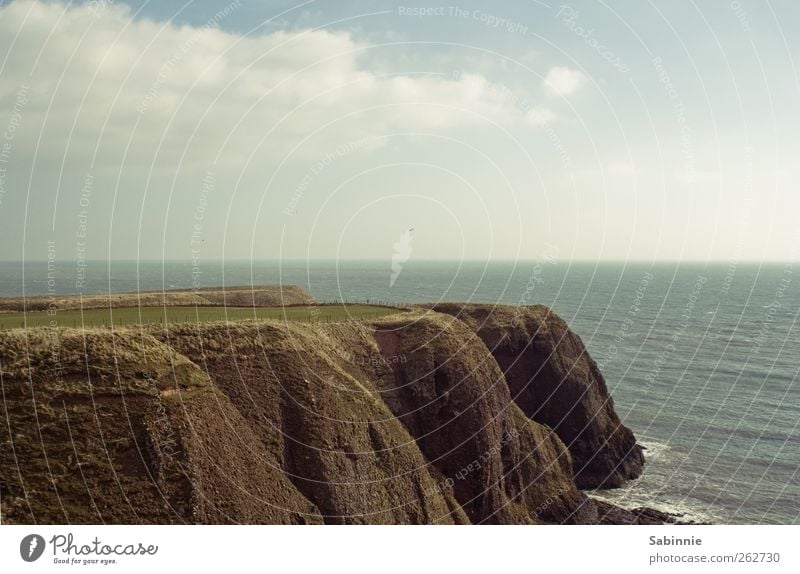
[0,0,798,262]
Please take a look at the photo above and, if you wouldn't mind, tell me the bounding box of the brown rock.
[423,303,645,489]
[592,499,702,524]
[370,312,596,524]
[0,329,320,524]
[153,321,468,524]
[1,303,649,524]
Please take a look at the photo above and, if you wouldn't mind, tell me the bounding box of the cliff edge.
[0,303,644,524]
[422,303,644,489]
[0,284,315,313]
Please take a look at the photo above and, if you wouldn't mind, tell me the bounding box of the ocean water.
[1,259,798,524]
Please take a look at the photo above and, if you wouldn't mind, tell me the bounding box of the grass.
[0,304,402,330]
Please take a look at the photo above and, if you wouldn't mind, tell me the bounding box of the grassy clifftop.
[0,304,647,524]
[0,284,315,313]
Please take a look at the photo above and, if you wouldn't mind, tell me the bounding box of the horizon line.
[1,258,796,265]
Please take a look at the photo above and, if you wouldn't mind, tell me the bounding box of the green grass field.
[0,304,402,330]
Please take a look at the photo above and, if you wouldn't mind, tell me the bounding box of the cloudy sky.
[0,0,798,262]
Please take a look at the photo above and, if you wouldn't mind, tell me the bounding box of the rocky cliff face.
[155,320,466,524]
[423,303,644,489]
[0,303,642,524]
[369,314,594,524]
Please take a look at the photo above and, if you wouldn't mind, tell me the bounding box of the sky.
[0,0,798,263]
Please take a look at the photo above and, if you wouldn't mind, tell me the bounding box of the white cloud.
[0,0,559,172]
[543,66,587,97]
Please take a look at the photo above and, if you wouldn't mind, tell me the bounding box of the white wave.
[638,439,671,461]
[591,491,722,524]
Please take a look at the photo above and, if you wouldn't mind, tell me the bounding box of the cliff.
[423,303,645,488]
[0,302,645,524]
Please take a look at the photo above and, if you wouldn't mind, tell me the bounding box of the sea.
[0,259,797,525]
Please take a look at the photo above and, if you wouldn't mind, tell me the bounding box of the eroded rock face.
[0,329,320,524]
[369,313,595,524]
[1,304,644,524]
[423,304,645,489]
[158,321,466,525]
